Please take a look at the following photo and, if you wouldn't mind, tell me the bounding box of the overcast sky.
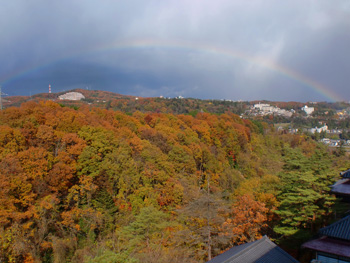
[1,0,349,102]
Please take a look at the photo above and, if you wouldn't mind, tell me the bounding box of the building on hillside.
[331,169,350,202]
[58,92,85,101]
[310,125,329,134]
[302,215,350,262]
[320,138,345,147]
[254,103,270,110]
[276,109,293,117]
[302,105,315,115]
[252,103,293,117]
[206,236,299,263]
[253,103,274,113]
[340,169,350,178]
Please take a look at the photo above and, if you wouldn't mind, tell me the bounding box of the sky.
[0,0,350,102]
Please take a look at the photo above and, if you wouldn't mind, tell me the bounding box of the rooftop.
[319,215,350,241]
[206,236,299,263]
[302,236,350,258]
[341,169,350,179]
[302,216,350,258]
[331,179,350,195]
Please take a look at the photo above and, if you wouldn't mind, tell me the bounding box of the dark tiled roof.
[302,236,350,258]
[331,179,350,195]
[319,215,350,241]
[340,169,350,179]
[206,236,299,263]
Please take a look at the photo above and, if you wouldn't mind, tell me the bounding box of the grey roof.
[340,169,350,179]
[319,215,350,241]
[206,236,299,263]
[302,236,350,258]
[331,179,350,195]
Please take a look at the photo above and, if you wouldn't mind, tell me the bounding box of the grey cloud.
[1,0,350,101]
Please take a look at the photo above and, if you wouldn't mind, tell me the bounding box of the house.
[331,169,350,202]
[206,236,299,263]
[310,125,328,134]
[302,215,350,262]
[340,169,350,178]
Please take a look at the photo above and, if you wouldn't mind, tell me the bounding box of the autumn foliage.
[0,101,345,262]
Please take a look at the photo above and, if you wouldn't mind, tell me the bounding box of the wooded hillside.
[0,101,348,262]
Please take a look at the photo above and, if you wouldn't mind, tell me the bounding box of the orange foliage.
[221,195,268,245]
[0,100,307,261]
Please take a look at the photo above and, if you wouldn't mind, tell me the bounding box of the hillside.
[2,89,249,115]
[0,100,349,262]
[2,89,137,108]
[3,90,349,119]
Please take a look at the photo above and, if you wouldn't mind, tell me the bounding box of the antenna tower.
[49,84,51,94]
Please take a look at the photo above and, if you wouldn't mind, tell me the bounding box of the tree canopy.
[0,101,347,262]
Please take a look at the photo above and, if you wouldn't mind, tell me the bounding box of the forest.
[0,100,349,263]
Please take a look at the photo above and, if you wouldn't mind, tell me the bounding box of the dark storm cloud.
[1,0,350,101]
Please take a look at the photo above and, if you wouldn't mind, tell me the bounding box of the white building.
[310,125,328,134]
[253,103,293,117]
[277,109,293,117]
[302,105,314,115]
[254,103,270,111]
[59,92,85,101]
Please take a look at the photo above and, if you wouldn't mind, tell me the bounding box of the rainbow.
[0,38,342,101]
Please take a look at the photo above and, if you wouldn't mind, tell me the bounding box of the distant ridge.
[2,89,349,118]
[2,89,140,108]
